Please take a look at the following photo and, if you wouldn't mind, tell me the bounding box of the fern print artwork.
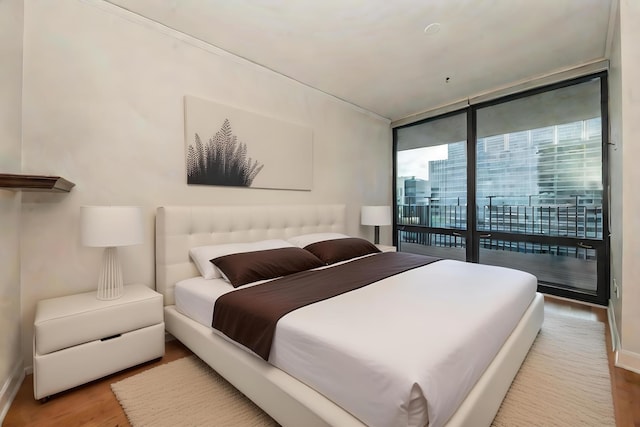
[187,119,264,187]
[184,96,313,191]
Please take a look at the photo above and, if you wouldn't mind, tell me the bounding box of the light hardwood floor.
[3,296,640,427]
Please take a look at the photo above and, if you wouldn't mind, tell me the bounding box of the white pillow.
[287,232,350,248]
[189,239,295,279]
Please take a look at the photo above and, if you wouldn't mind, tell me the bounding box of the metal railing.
[397,202,602,239]
[397,199,603,260]
[479,204,602,239]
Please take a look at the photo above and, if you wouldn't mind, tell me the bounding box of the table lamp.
[361,205,392,244]
[80,206,143,300]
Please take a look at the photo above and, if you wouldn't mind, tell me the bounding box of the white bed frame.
[156,204,544,427]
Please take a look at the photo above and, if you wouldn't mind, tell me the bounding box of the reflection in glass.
[479,239,597,293]
[398,231,466,261]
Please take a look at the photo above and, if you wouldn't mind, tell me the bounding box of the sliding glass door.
[393,73,609,305]
[475,77,607,303]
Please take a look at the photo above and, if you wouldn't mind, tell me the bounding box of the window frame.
[392,71,610,305]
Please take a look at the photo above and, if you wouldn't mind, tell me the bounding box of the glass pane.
[398,230,466,261]
[396,113,467,230]
[479,239,597,294]
[475,78,603,239]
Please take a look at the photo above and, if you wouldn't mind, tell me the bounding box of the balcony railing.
[397,202,603,239]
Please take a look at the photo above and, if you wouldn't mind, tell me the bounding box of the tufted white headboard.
[155,204,346,305]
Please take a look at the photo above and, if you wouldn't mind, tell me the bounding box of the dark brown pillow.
[211,247,325,288]
[304,237,381,265]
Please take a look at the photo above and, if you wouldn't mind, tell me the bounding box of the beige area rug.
[112,309,615,427]
[491,310,615,426]
[111,355,277,427]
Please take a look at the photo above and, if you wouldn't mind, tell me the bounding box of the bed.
[156,204,544,427]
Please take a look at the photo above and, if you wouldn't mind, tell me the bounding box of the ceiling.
[107,0,615,122]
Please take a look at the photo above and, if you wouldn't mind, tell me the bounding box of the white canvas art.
[184,96,313,190]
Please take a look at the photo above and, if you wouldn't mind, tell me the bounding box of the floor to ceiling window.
[395,111,468,261]
[393,73,609,305]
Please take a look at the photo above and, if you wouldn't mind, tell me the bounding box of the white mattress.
[174,258,537,427]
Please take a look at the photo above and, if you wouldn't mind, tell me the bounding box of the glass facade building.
[398,117,603,239]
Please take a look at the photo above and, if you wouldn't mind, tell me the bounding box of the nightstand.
[33,284,164,400]
[376,244,397,253]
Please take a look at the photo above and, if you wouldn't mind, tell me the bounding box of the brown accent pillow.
[211,247,325,288]
[304,237,381,265]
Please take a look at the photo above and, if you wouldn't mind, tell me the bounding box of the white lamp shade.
[81,206,144,247]
[361,205,392,226]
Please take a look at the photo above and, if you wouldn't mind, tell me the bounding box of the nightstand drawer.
[35,284,162,354]
[33,322,165,399]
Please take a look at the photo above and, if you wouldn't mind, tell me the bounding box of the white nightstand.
[376,244,397,253]
[33,284,164,400]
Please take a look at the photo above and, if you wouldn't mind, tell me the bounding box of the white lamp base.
[97,247,124,300]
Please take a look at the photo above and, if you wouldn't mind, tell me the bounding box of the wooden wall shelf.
[0,173,75,192]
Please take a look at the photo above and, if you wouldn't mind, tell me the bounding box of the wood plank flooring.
[3,340,191,427]
[3,296,640,427]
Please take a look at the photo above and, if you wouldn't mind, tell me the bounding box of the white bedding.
[174,257,537,427]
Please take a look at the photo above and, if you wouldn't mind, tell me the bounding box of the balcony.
[396,200,603,294]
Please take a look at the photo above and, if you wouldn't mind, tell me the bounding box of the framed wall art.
[184,96,313,191]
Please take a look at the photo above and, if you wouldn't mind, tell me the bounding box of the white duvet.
[175,258,537,427]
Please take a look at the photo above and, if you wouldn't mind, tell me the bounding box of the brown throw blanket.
[212,252,440,360]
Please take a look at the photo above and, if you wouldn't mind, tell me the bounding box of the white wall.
[617,0,640,370]
[608,0,623,343]
[19,0,391,367]
[0,0,24,418]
